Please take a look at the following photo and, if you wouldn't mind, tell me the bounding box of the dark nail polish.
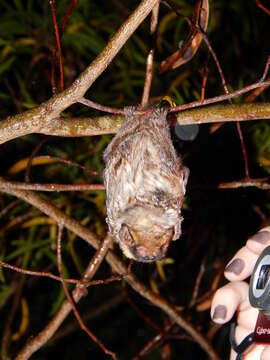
[212,305,227,320]
[225,258,245,275]
[248,231,270,244]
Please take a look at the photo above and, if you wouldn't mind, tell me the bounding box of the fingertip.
[261,345,270,360]
[247,229,270,254]
[225,258,245,276]
[211,282,248,324]
[211,304,227,323]
[224,247,259,281]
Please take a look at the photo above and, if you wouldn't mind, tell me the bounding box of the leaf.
[160,0,209,72]
[50,287,65,316]
[156,261,167,283]
[14,71,35,106]
[11,297,29,341]
[0,56,15,75]
[149,276,159,294]
[22,217,56,228]
[156,258,174,283]
[6,239,50,262]
[8,156,57,174]
[14,0,24,12]
[16,37,36,46]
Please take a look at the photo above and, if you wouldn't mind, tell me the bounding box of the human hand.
[211,227,270,360]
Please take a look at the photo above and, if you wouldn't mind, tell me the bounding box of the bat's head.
[117,205,177,262]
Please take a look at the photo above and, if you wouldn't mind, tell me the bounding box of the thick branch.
[0,185,220,360]
[176,103,270,125]
[1,103,270,143]
[0,114,123,144]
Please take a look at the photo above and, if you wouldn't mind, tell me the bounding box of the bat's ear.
[182,166,189,193]
[119,223,135,247]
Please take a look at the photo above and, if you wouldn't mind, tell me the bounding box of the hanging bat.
[103,105,189,262]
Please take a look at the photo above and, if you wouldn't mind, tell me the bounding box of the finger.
[224,247,258,282]
[261,345,270,360]
[225,227,270,282]
[211,281,249,324]
[246,227,270,254]
[230,327,265,360]
[237,304,258,330]
[231,325,265,360]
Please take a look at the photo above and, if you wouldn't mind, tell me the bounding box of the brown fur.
[103,105,189,262]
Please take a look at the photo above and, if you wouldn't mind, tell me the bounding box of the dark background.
[0,0,270,359]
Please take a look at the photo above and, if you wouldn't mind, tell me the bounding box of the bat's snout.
[129,243,167,263]
[119,224,173,262]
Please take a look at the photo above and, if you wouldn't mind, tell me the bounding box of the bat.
[103,104,189,262]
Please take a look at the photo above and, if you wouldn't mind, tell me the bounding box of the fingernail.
[225,258,245,275]
[212,305,227,320]
[248,231,270,244]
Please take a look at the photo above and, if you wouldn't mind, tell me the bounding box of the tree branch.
[0,178,104,192]
[0,0,158,144]
[176,103,270,125]
[141,2,160,105]
[2,103,270,144]
[0,185,220,360]
[218,178,270,189]
[0,115,123,144]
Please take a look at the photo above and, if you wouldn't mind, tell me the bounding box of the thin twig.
[218,178,270,189]
[10,154,98,177]
[0,200,20,220]
[260,55,270,82]
[244,54,270,102]
[61,0,78,34]
[170,81,270,112]
[141,2,160,105]
[194,17,250,178]
[56,226,117,359]
[50,0,78,93]
[0,210,35,236]
[132,321,174,360]
[0,178,104,192]
[200,53,210,103]
[189,256,206,308]
[47,155,98,176]
[255,0,270,16]
[0,256,123,290]
[0,258,84,285]
[78,98,124,114]
[25,139,47,183]
[50,0,64,91]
